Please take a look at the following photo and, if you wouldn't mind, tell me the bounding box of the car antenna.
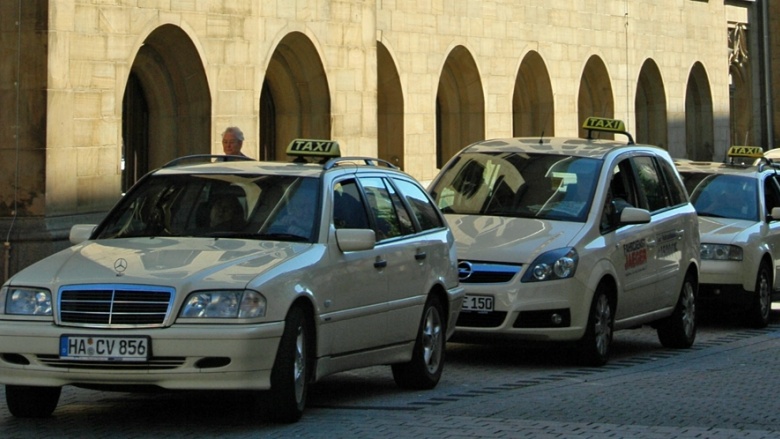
[539,131,544,144]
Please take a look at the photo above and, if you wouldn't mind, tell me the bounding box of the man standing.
[221,126,248,157]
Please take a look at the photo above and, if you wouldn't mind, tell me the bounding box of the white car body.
[0,148,464,421]
[676,157,780,327]
[428,121,700,365]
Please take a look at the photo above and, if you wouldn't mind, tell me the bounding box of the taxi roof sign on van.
[727,146,764,159]
[582,117,634,144]
[286,139,341,158]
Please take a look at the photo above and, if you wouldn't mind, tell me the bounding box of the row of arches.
[122,24,715,189]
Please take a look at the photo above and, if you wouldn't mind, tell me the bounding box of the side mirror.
[335,229,376,252]
[69,224,97,245]
[769,207,780,222]
[619,207,652,225]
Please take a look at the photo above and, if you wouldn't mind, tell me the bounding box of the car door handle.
[415,251,427,261]
[374,258,387,269]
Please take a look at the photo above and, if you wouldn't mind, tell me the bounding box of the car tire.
[746,264,771,329]
[579,288,613,367]
[392,294,446,389]
[657,273,697,348]
[6,385,61,418]
[267,306,310,423]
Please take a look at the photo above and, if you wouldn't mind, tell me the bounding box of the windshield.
[679,172,758,221]
[94,173,320,241]
[430,152,602,222]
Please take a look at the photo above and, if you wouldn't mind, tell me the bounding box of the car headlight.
[180,290,266,319]
[521,248,579,282]
[2,286,53,316]
[700,244,743,261]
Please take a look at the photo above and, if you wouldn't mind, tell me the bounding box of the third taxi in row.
[676,146,780,328]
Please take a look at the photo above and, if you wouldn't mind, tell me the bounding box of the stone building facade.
[0,0,769,282]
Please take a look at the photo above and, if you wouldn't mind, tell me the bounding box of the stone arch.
[260,32,331,161]
[436,46,485,168]
[685,62,715,160]
[377,42,405,169]
[635,59,668,149]
[577,55,614,139]
[122,24,211,191]
[513,51,554,137]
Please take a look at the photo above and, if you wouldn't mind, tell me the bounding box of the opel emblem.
[458,261,474,281]
[114,258,128,273]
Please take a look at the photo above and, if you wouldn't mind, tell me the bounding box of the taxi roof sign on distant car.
[286,138,341,158]
[582,117,634,144]
[728,146,764,158]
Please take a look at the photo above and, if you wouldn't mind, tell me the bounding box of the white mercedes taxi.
[0,139,463,422]
[676,146,780,328]
[428,117,700,366]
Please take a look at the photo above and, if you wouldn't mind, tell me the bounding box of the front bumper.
[0,321,285,390]
[454,277,591,342]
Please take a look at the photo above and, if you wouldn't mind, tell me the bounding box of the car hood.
[445,214,585,263]
[697,216,757,244]
[8,237,313,289]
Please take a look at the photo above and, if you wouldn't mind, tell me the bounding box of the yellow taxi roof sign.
[727,146,763,158]
[582,117,634,144]
[582,117,626,133]
[286,139,341,158]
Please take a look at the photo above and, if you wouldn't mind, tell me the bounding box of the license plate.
[60,335,150,362]
[462,294,494,312]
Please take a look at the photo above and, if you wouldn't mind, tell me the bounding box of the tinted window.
[632,156,668,212]
[393,178,444,231]
[333,179,370,229]
[361,177,413,241]
[657,158,688,206]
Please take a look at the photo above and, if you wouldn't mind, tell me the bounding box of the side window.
[632,156,668,212]
[332,179,370,229]
[361,177,412,241]
[657,158,688,206]
[393,178,445,231]
[765,176,780,218]
[601,160,638,233]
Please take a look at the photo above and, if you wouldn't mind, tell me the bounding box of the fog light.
[551,313,563,325]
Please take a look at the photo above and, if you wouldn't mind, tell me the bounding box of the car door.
[632,155,688,312]
[602,157,660,321]
[320,177,389,355]
[357,176,425,344]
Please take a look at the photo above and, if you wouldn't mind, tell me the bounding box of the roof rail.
[323,156,399,170]
[162,154,254,168]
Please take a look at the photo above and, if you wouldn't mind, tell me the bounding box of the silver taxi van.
[0,139,463,422]
[676,146,780,327]
[428,118,700,366]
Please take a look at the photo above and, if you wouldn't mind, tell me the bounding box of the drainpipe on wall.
[762,0,774,148]
[4,0,22,284]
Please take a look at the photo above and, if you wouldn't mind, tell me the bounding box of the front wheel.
[578,288,613,367]
[657,274,696,348]
[267,306,310,423]
[746,264,771,328]
[6,385,61,418]
[392,295,446,389]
